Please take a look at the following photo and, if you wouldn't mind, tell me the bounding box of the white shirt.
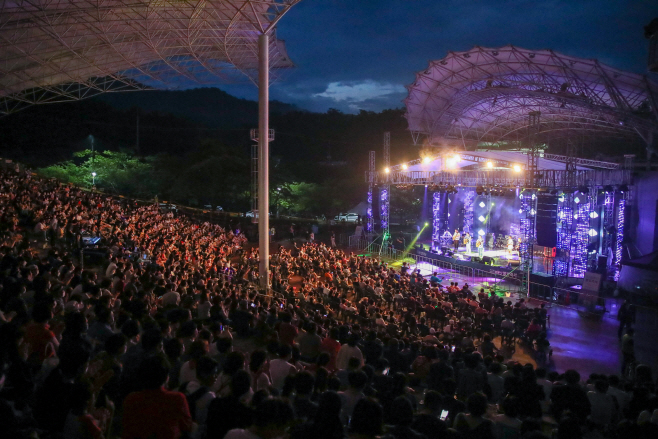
[224,429,260,439]
[184,380,216,436]
[179,361,197,386]
[269,359,295,390]
[161,290,180,306]
[335,344,364,370]
[105,262,117,278]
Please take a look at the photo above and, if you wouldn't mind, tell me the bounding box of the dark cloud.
[219,0,658,113]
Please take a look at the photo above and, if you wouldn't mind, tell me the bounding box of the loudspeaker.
[529,273,556,300]
[597,255,608,274]
[482,256,494,265]
[536,194,558,247]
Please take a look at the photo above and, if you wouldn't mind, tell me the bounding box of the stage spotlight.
[402,164,408,170]
[530,209,536,216]
[574,213,579,219]
[513,164,522,172]
[574,197,580,204]
[478,215,486,222]
[425,222,429,227]
[423,156,431,164]
[384,167,390,173]
[589,212,599,219]
[519,209,523,214]
[531,194,536,200]
[478,229,485,236]
[588,229,598,237]
[479,201,486,208]
[448,198,451,203]
[448,213,451,217]
[486,161,493,168]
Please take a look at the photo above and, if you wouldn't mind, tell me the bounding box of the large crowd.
[0,165,657,439]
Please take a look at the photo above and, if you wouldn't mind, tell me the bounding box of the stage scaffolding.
[368,169,631,188]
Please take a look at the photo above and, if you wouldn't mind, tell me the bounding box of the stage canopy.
[404,46,658,149]
[0,0,300,114]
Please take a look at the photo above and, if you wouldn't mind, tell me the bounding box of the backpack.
[180,382,211,421]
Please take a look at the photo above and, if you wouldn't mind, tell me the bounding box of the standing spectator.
[336,334,363,371]
[206,370,255,439]
[550,369,591,423]
[453,392,494,439]
[617,300,635,340]
[269,344,296,392]
[122,355,193,439]
[224,398,295,439]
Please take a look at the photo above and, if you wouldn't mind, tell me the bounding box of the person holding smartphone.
[411,390,449,438]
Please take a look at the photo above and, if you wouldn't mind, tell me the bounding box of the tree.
[39,149,155,197]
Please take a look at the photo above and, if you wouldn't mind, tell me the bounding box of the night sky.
[219,0,658,114]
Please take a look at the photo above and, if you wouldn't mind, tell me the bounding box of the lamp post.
[91,172,96,186]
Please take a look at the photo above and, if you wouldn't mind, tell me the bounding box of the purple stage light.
[614,198,625,281]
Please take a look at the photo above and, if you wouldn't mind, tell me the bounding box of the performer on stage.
[464,232,472,254]
[507,236,514,254]
[476,235,484,258]
[452,229,460,252]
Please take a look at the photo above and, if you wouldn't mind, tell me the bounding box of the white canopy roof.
[0,1,300,114]
[404,46,658,147]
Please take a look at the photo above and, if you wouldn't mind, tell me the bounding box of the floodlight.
[588,229,598,237]
[478,229,485,236]
[479,201,486,208]
[478,215,486,222]
[402,164,408,170]
[384,167,390,173]
[513,164,521,172]
[423,157,431,164]
[589,212,599,219]
[486,161,493,168]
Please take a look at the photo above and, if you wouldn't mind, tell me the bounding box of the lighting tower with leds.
[380,132,391,243]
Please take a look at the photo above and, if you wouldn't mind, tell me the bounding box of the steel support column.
[258,33,270,289]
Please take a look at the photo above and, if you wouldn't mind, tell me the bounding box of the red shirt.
[24,322,56,363]
[122,387,193,439]
[279,322,298,347]
[320,337,341,372]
